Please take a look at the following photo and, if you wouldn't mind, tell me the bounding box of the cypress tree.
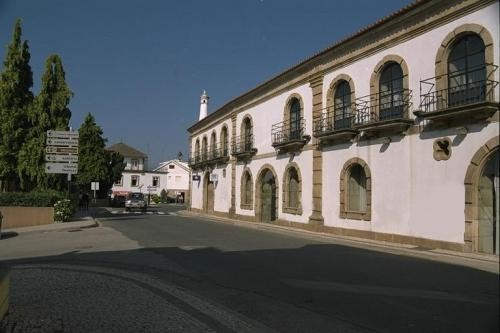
[0,19,33,191]
[18,54,73,190]
[77,113,109,190]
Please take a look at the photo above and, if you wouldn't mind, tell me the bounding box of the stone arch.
[240,167,253,210]
[370,54,410,93]
[283,93,305,124]
[255,164,279,222]
[201,135,208,160]
[282,162,303,215]
[210,130,217,155]
[220,125,229,156]
[339,157,372,221]
[194,138,200,160]
[240,114,254,136]
[464,136,499,252]
[202,171,214,213]
[326,74,356,112]
[435,24,495,94]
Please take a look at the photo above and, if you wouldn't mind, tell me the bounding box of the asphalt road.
[1,204,498,332]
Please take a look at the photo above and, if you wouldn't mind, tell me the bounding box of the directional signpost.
[45,130,79,174]
[45,163,78,174]
[45,130,79,198]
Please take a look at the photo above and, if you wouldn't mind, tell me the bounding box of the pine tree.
[0,19,33,191]
[18,54,73,190]
[77,113,109,191]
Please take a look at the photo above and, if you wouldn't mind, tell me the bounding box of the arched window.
[347,164,367,212]
[240,170,253,209]
[379,63,404,120]
[448,35,486,107]
[210,132,217,159]
[201,137,208,161]
[340,158,371,221]
[334,80,352,129]
[195,139,200,163]
[289,98,301,140]
[288,168,299,209]
[242,117,253,152]
[283,165,302,214]
[221,126,228,156]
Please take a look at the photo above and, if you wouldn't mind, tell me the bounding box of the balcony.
[313,108,358,145]
[188,153,203,169]
[231,134,257,160]
[188,144,230,169]
[271,117,310,153]
[414,65,499,125]
[354,89,414,137]
[207,144,230,165]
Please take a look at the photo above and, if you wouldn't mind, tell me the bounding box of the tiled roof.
[107,142,147,158]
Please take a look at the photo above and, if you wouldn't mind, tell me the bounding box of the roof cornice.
[187,0,494,134]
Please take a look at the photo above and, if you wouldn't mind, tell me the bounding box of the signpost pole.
[67,173,71,199]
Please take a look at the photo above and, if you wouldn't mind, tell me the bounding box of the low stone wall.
[0,207,54,229]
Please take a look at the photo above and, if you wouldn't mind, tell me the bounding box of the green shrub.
[151,194,161,204]
[0,190,64,207]
[160,189,168,203]
[54,199,73,222]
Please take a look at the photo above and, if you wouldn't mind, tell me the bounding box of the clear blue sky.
[0,0,412,167]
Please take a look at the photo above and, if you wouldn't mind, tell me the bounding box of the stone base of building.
[187,209,464,252]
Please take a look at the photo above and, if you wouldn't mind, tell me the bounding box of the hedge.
[0,190,64,207]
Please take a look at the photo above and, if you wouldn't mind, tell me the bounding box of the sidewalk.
[1,207,98,236]
[179,210,500,272]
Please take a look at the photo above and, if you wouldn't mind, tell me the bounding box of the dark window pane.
[348,165,367,212]
[447,35,486,107]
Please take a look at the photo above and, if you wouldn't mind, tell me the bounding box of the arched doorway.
[464,137,499,254]
[258,169,277,223]
[478,150,499,254]
[203,172,214,214]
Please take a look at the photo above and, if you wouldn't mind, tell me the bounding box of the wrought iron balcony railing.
[271,117,307,146]
[188,144,229,168]
[207,143,230,161]
[355,89,413,125]
[188,153,202,167]
[418,65,498,113]
[231,134,255,155]
[313,108,355,137]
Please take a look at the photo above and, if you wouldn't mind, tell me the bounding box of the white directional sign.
[45,163,78,174]
[46,138,79,146]
[45,130,79,175]
[46,146,78,154]
[45,154,78,162]
[147,186,157,192]
[47,130,79,138]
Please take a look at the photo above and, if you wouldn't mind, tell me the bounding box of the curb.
[178,210,500,267]
[1,217,98,236]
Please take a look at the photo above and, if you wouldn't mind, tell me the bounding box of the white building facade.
[154,159,190,202]
[108,142,168,199]
[187,0,499,254]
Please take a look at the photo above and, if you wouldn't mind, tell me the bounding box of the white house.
[187,0,499,255]
[154,159,190,202]
[108,142,168,200]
